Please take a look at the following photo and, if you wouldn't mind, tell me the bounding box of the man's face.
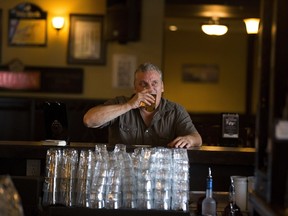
[134,70,164,107]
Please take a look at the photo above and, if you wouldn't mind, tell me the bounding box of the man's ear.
[161,81,164,93]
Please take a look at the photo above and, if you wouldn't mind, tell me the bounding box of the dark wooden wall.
[0,97,108,143]
[0,97,255,147]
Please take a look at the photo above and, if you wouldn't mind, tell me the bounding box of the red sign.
[0,71,40,90]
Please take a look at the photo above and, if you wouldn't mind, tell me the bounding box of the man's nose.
[145,83,153,90]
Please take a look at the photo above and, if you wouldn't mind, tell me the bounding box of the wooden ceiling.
[165,0,260,19]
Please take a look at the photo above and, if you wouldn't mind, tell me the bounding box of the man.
[83,62,202,148]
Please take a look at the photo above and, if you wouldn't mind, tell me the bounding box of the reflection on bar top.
[0,140,255,152]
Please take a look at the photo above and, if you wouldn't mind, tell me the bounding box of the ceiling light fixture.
[201,17,228,36]
[169,25,178,32]
[243,18,260,34]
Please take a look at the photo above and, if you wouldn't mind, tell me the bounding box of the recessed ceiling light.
[169,25,178,31]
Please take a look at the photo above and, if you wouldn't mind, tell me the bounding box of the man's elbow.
[193,132,203,147]
[83,114,95,128]
[197,136,203,146]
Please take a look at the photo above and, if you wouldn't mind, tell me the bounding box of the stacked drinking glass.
[171,148,190,211]
[151,147,172,210]
[42,149,63,205]
[121,151,137,208]
[75,149,96,207]
[43,148,79,206]
[89,144,109,208]
[105,144,125,209]
[42,146,190,212]
[135,148,154,209]
[59,149,79,206]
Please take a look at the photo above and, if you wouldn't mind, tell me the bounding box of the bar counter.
[0,140,255,162]
[0,141,255,189]
[0,141,255,216]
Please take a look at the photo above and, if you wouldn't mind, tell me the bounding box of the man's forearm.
[83,103,132,128]
[189,132,202,147]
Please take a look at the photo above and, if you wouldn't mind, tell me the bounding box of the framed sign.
[112,54,137,88]
[8,3,47,46]
[222,113,239,138]
[68,14,106,65]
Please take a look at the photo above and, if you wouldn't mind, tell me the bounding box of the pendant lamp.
[201,18,228,36]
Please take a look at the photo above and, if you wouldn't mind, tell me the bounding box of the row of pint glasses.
[42,144,190,211]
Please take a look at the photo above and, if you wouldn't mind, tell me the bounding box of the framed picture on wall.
[182,64,219,83]
[67,14,106,65]
[8,3,47,46]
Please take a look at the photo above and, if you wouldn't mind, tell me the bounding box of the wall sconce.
[243,18,260,34]
[52,16,65,31]
[201,18,228,36]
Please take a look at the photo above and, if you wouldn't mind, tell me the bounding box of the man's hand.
[167,133,202,148]
[128,91,156,109]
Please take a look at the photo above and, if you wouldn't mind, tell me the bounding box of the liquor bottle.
[223,177,242,216]
[202,167,217,216]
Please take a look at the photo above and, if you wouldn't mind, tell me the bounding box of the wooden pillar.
[255,0,288,212]
[245,34,257,116]
[267,0,288,209]
[254,0,273,198]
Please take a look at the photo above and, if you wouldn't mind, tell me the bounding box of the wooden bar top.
[0,140,255,165]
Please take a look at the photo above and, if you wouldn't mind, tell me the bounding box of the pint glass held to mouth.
[140,94,156,112]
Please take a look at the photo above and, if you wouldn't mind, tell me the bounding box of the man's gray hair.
[134,62,162,80]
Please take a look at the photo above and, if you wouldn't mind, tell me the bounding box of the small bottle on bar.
[202,167,217,216]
